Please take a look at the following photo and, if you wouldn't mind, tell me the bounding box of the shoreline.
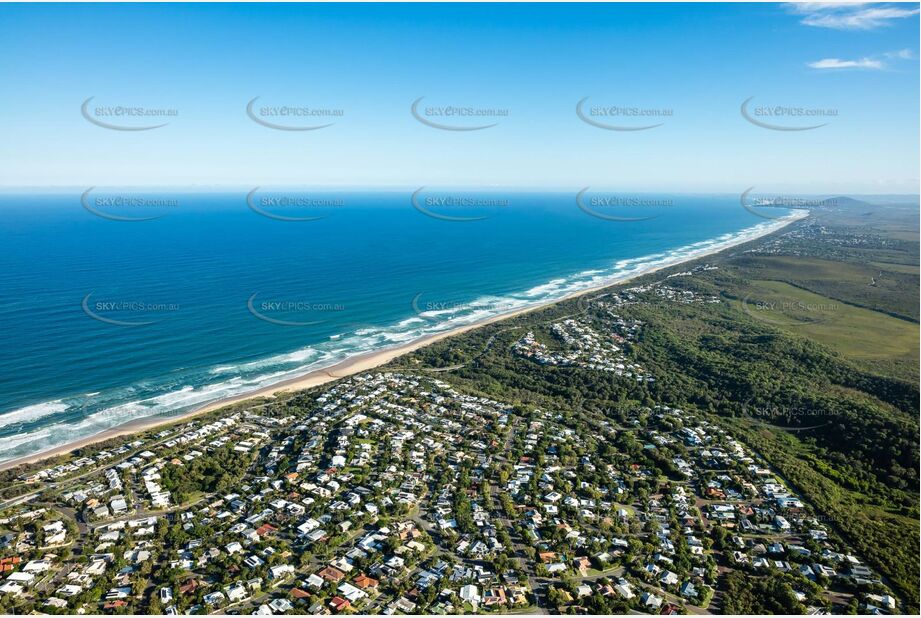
[0,211,808,474]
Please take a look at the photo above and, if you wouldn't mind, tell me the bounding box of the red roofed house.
[354,573,379,590]
[290,588,311,600]
[329,596,351,612]
[319,566,346,583]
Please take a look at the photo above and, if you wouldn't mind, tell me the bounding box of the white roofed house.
[6,572,35,586]
[286,502,306,517]
[338,581,367,604]
[613,578,635,599]
[110,496,128,515]
[57,584,83,597]
[225,581,248,603]
[0,581,23,597]
[23,559,53,573]
[460,584,481,605]
[269,564,295,581]
[305,573,325,590]
[42,520,67,545]
[297,518,321,535]
[203,591,226,606]
[865,593,897,612]
[659,570,679,587]
[641,591,663,609]
[270,598,293,613]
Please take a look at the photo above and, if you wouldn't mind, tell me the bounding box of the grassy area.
[735,254,919,322]
[737,279,919,380]
[870,261,920,274]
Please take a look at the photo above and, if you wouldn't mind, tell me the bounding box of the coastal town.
[512,266,721,380]
[513,315,651,379]
[2,1,919,615]
[0,284,900,616]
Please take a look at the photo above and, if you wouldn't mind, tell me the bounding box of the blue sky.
[0,2,918,193]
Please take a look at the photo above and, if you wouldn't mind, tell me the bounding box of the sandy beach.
[0,211,808,474]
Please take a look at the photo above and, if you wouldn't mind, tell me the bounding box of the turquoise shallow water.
[0,190,792,462]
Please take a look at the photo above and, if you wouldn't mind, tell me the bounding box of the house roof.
[354,573,379,589]
[319,566,346,582]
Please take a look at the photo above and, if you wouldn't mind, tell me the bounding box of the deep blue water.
[0,190,793,462]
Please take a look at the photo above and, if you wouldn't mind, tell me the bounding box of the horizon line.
[0,186,918,199]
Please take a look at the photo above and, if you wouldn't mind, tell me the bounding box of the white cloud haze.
[788,2,920,30]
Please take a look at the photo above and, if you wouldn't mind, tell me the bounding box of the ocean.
[0,190,794,464]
